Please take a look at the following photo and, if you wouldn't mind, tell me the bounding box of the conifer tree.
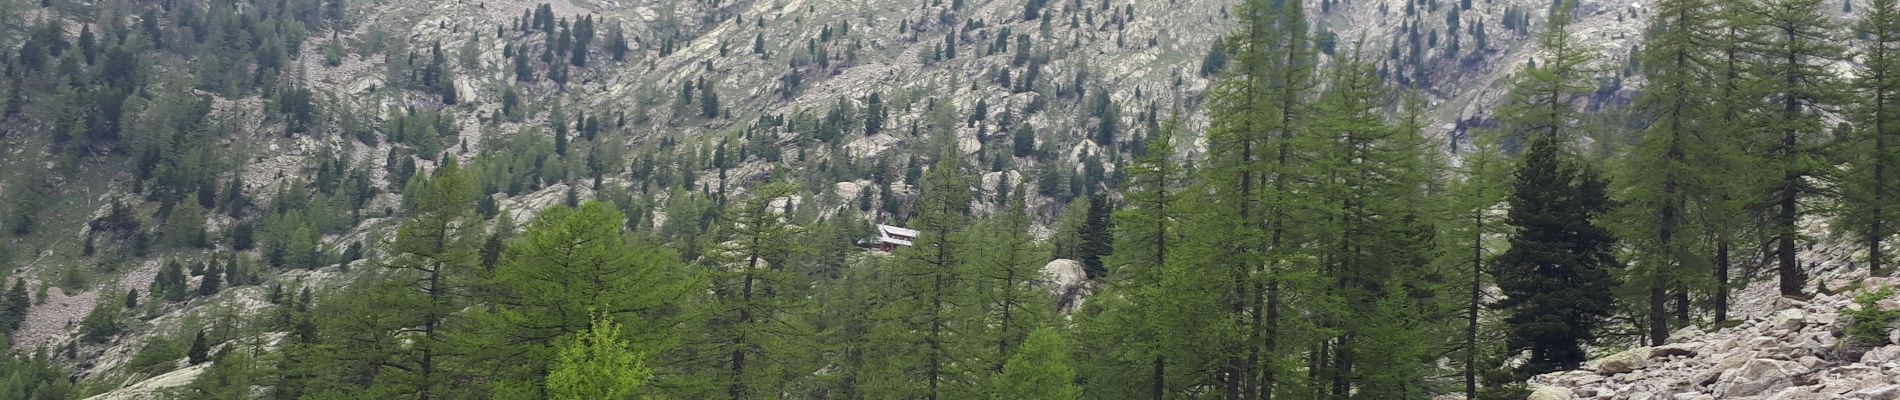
[1442,134,1510,397]
[547,313,651,400]
[968,183,1051,374]
[475,201,694,392]
[1306,48,1441,398]
[1085,120,1183,399]
[1840,0,1900,277]
[866,108,975,399]
[0,278,28,334]
[1752,0,1846,295]
[706,184,809,400]
[1706,0,1767,321]
[1494,134,1619,376]
[1496,1,1597,147]
[381,158,482,399]
[1617,0,1723,345]
[990,327,1082,400]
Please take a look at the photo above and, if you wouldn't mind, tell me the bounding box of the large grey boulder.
[1713,358,1805,398]
[1525,384,1573,400]
[1772,309,1809,332]
[1595,347,1651,375]
[1041,259,1089,313]
[1852,384,1900,400]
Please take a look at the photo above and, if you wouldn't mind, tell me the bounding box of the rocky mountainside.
[1526,222,1900,400]
[0,0,1885,397]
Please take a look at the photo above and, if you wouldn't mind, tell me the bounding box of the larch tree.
[381,157,482,399]
[1750,0,1846,296]
[705,183,810,400]
[1440,131,1510,397]
[968,183,1052,375]
[990,327,1083,400]
[473,201,696,394]
[547,313,652,400]
[1081,120,1187,399]
[1307,48,1442,399]
[1616,0,1723,346]
[1839,0,1900,278]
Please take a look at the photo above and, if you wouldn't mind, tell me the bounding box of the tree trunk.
[1465,210,1482,399]
[1715,239,1731,322]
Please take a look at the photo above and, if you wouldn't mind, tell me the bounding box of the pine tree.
[382,158,482,398]
[0,278,29,333]
[1616,0,1724,345]
[706,184,809,400]
[990,327,1082,400]
[188,330,211,365]
[1494,135,1620,376]
[1840,0,1900,277]
[547,313,651,400]
[199,260,224,297]
[1753,0,1846,295]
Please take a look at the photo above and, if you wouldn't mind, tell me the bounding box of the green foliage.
[547,313,651,400]
[1837,0,1900,277]
[990,327,1081,400]
[0,279,30,334]
[469,201,694,393]
[1846,287,1900,343]
[79,297,124,344]
[1494,135,1620,376]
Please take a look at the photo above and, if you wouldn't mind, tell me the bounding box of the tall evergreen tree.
[380,158,482,399]
[706,184,809,400]
[990,327,1082,400]
[1494,135,1620,376]
[1617,0,1724,345]
[1840,0,1900,277]
[474,201,695,393]
[1751,0,1846,295]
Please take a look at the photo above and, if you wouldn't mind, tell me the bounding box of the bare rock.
[1652,343,1698,359]
[1713,358,1804,398]
[1526,384,1574,400]
[1772,309,1809,332]
[1595,347,1651,375]
[1853,384,1900,400]
[1863,346,1900,364]
[1042,259,1090,314]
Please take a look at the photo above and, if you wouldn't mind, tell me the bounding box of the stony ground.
[1523,218,1900,400]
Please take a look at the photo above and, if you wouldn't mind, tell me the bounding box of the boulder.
[1041,259,1089,313]
[1714,358,1805,398]
[1772,309,1809,332]
[1596,347,1651,375]
[1694,352,1753,386]
[1526,384,1573,400]
[1862,346,1900,364]
[1669,326,1706,344]
[1653,343,1698,359]
[1853,384,1900,400]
